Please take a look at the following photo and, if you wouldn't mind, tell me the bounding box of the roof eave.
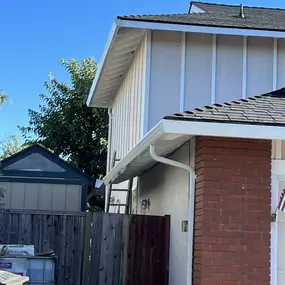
[87,20,120,108]
[104,119,285,185]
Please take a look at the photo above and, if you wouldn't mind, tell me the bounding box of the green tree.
[0,91,8,107]
[20,58,108,181]
[0,135,23,160]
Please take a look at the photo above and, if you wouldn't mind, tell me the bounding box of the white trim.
[211,34,217,105]
[275,140,282,159]
[87,21,119,107]
[271,173,278,285]
[242,36,248,99]
[271,160,285,285]
[180,32,186,112]
[104,119,285,185]
[273,38,278,90]
[118,19,285,39]
[143,30,152,136]
[163,119,285,141]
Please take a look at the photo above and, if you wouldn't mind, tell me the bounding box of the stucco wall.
[137,139,195,285]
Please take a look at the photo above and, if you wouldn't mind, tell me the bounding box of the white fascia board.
[103,120,165,184]
[86,20,120,107]
[163,119,285,140]
[118,19,285,39]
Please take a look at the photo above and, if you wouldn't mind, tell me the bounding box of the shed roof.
[0,144,94,186]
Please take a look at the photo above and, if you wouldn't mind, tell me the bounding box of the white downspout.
[107,108,113,172]
[150,144,196,285]
[105,108,113,212]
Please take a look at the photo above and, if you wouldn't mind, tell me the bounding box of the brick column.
[193,137,271,285]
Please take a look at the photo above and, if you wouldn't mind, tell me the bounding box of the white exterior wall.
[148,31,285,129]
[272,140,285,159]
[110,34,147,161]
[0,182,82,212]
[108,34,147,212]
[137,139,195,285]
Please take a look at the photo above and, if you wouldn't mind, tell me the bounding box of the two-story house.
[87,2,285,285]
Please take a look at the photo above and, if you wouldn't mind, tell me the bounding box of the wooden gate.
[126,215,170,285]
[0,211,170,285]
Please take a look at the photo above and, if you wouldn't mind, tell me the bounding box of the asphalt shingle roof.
[118,1,285,32]
[164,88,285,126]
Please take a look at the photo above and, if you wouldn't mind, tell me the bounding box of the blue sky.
[0,0,284,142]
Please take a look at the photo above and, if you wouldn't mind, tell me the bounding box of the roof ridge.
[118,13,189,18]
[191,1,285,12]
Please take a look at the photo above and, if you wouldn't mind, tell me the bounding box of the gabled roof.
[87,1,285,108]
[165,88,285,126]
[119,2,285,32]
[0,144,94,186]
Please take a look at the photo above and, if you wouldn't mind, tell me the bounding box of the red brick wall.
[194,136,271,285]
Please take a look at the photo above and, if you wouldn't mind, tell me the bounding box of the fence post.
[81,213,92,285]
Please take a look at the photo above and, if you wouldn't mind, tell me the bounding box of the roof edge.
[87,20,120,108]
[104,119,285,184]
[191,1,285,11]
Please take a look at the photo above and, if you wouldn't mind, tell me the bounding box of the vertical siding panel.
[211,34,217,104]
[215,35,243,103]
[131,54,137,149]
[273,38,278,90]
[127,60,131,153]
[242,36,248,99]
[277,39,285,89]
[184,33,212,111]
[1,182,11,209]
[247,37,273,97]
[140,35,147,138]
[149,31,181,130]
[137,38,143,142]
[111,35,146,159]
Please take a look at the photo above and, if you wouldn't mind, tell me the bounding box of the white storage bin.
[0,258,54,285]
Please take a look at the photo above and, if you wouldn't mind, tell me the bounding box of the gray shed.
[0,145,94,212]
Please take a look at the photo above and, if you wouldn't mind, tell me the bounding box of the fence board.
[81,214,92,285]
[0,211,170,285]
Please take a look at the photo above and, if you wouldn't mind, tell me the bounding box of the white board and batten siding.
[1,182,82,212]
[110,33,147,161]
[108,33,147,212]
[148,31,285,130]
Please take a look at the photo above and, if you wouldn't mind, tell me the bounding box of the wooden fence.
[0,211,170,285]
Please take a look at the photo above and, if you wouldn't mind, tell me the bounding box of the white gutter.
[103,119,285,185]
[150,145,196,285]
